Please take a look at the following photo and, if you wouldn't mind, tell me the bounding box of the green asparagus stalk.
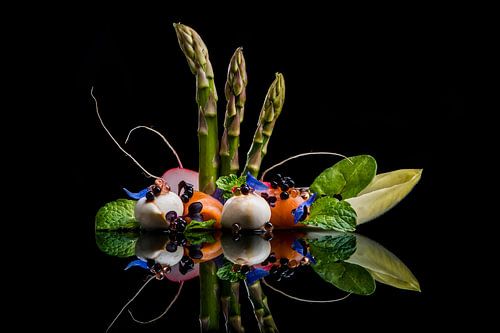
[174,23,219,193]
[199,261,220,332]
[221,280,245,333]
[246,281,279,333]
[242,73,285,177]
[220,47,247,176]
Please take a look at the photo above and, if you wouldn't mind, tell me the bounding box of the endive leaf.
[346,169,422,224]
[346,233,420,291]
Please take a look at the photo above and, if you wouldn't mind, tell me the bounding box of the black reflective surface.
[60,7,467,332]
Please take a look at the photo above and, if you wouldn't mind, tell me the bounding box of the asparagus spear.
[174,23,219,193]
[221,280,245,332]
[242,73,285,177]
[199,261,220,332]
[220,47,247,176]
[245,281,279,332]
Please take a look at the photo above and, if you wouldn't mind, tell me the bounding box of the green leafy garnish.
[216,262,245,282]
[185,219,216,232]
[95,231,138,257]
[185,232,216,245]
[302,197,357,232]
[310,155,377,199]
[216,174,246,199]
[313,260,376,295]
[95,199,139,230]
[308,233,357,262]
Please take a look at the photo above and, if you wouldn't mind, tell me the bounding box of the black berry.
[181,194,190,203]
[152,186,161,195]
[280,191,289,200]
[188,202,203,214]
[146,191,155,201]
[240,184,250,195]
[270,181,279,189]
[166,242,178,252]
[166,211,178,222]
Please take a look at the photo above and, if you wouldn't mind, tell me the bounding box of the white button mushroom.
[221,233,271,266]
[134,191,184,230]
[221,193,271,230]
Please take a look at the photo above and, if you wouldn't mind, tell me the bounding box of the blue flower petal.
[293,193,317,224]
[246,172,269,191]
[125,259,149,271]
[246,268,270,285]
[123,187,150,200]
[306,253,317,265]
[292,239,305,256]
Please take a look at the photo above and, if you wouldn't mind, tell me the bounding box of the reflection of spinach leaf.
[302,197,357,232]
[95,199,138,230]
[216,262,245,283]
[313,261,375,295]
[308,233,357,262]
[310,233,375,295]
[185,231,216,245]
[95,231,138,257]
[185,219,216,231]
[310,155,377,199]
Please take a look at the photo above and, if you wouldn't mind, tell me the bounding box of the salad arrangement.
[94,23,422,332]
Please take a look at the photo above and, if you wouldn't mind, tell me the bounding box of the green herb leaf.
[185,219,216,232]
[95,231,138,257]
[185,232,216,245]
[216,174,246,199]
[216,262,245,283]
[312,260,376,295]
[310,155,377,199]
[302,197,357,232]
[95,199,138,230]
[308,233,357,262]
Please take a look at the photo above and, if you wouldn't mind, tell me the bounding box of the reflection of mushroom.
[135,232,183,267]
[221,194,271,230]
[221,233,271,266]
[135,192,184,230]
[166,262,200,282]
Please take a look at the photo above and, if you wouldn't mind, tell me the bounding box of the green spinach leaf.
[216,174,247,199]
[95,199,138,230]
[302,197,357,232]
[310,155,377,199]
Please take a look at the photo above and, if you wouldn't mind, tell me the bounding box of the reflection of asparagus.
[243,73,285,177]
[174,23,219,193]
[246,281,279,332]
[220,47,247,176]
[221,280,245,332]
[199,261,220,331]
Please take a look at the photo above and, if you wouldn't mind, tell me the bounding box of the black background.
[28,5,470,332]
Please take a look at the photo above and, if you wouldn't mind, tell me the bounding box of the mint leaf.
[216,174,246,199]
[312,260,376,295]
[95,231,138,257]
[185,232,216,245]
[185,219,216,232]
[95,199,139,230]
[216,262,245,283]
[308,233,357,262]
[302,197,357,232]
[310,155,377,199]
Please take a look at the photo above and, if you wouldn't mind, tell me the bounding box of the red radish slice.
[166,263,200,282]
[162,168,199,194]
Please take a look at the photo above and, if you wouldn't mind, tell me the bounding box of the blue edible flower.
[246,268,270,285]
[125,259,149,271]
[293,193,317,224]
[123,187,150,200]
[246,172,270,191]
